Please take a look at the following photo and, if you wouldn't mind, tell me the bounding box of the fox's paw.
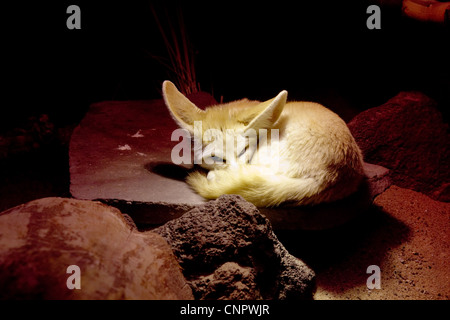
[206,169,231,182]
[206,171,216,181]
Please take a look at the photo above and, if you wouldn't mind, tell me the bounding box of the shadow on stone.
[144,162,192,181]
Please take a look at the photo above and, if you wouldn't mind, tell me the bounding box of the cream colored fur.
[162,80,365,207]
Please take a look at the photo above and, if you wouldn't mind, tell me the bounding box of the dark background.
[3,0,450,130]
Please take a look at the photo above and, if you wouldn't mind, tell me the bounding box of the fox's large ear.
[241,90,287,131]
[162,80,205,133]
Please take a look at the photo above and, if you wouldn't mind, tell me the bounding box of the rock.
[363,162,392,200]
[189,262,262,300]
[348,91,450,202]
[153,195,315,300]
[0,197,193,300]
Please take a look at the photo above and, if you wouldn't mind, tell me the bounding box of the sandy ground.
[278,185,449,300]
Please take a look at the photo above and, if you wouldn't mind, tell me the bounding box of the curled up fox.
[163,80,365,207]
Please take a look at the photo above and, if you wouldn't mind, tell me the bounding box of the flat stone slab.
[70,93,217,224]
[70,94,391,230]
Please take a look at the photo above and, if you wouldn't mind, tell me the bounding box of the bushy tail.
[186,166,338,207]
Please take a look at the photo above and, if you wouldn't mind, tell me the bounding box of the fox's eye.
[211,156,223,163]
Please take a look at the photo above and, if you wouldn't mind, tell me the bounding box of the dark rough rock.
[348,91,450,202]
[0,197,193,300]
[153,195,316,300]
[189,262,262,300]
[0,114,66,159]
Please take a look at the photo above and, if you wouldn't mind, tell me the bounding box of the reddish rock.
[348,92,450,202]
[0,197,193,299]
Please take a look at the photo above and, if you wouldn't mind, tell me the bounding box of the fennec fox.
[163,80,365,207]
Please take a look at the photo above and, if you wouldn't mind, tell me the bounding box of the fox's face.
[193,121,255,170]
[163,81,287,171]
